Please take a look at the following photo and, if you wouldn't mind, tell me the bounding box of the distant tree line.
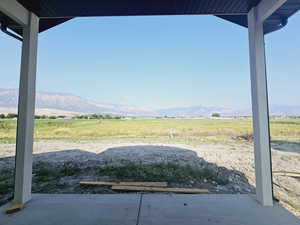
[0,113,122,120]
[34,115,66,119]
[0,113,18,119]
[0,113,66,119]
[72,114,123,120]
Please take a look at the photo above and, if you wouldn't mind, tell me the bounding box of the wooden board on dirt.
[273,171,300,178]
[111,185,209,194]
[80,181,168,187]
[6,204,24,214]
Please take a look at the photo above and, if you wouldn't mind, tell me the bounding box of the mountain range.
[1,88,300,117]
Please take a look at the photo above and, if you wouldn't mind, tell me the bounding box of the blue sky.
[1,13,299,109]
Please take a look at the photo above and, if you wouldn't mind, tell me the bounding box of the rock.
[233,185,242,192]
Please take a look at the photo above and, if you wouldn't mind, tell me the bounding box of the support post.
[248,8,273,206]
[13,12,39,205]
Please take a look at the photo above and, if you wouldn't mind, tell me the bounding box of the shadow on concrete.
[0,145,255,206]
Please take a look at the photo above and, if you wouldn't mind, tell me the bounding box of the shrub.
[211,113,221,118]
[0,184,11,195]
[6,113,18,119]
[104,114,113,119]
[0,122,10,129]
[33,162,82,182]
[234,133,254,142]
[89,114,98,119]
[60,163,81,176]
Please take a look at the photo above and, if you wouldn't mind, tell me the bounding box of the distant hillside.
[1,88,300,117]
[0,107,80,117]
[157,105,300,117]
[157,105,241,117]
[269,105,300,117]
[0,88,153,116]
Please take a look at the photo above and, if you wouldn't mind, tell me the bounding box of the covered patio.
[1,194,300,225]
[0,0,300,224]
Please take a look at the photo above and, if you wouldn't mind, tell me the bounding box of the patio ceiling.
[0,0,299,36]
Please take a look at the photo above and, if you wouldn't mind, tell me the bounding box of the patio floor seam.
[136,193,144,225]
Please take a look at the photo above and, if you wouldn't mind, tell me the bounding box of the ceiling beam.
[0,0,29,26]
[257,0,287,22]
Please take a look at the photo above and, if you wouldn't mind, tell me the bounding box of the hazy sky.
[1,13,299,109]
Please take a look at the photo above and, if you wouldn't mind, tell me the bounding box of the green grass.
[0,168,14,195]
[97,163,228,185]
[33,162,82,182]
[0,184,11,195]
[31,162,228,187]
[0,118,299,145]
[0,168,14,180]
[30,162,228,188]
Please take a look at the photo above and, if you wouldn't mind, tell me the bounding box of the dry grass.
[0,118,299,145]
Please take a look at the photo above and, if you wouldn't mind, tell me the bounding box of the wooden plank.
[119,182,167,187]
[80,181,116,186]
[6,204,24,214]
[80,181,168,187]
[273,171,300,178]
[111,185,209,194]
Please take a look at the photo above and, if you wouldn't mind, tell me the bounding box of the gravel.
[0,141,299,217]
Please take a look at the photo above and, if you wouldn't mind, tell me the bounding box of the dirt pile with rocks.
[0,141,299,217]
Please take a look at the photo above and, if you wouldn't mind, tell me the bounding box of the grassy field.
[0,118,299,144]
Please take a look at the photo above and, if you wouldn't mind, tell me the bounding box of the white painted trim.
[0,0,29,26]
[257,0,287,22]
[248,7,273,207]
[13,13,39,205]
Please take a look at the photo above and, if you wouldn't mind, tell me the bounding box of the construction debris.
[80,181,168,187]
[111,185,209,194]
[273,171,300,178]
[80,181,209,193]
[6,204,24,214]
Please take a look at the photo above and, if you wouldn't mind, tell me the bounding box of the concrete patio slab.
[139,194,300,225]
[0,194,299,225]
[0,194,141,225]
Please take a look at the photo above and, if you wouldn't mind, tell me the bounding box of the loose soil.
[0,141,299,217]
